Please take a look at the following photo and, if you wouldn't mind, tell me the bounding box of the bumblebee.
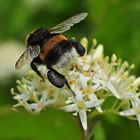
[15,12,88,88]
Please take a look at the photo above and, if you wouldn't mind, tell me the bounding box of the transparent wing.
[49,12,88,34]
[15,45,40,69]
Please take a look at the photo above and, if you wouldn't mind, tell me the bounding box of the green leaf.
[94,122,106,140]
[0,107,82,140]
[102,115,140,140]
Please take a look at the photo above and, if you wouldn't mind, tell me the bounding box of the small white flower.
[120,96,140,127]
[61,90,102,130]
[23,92,55,114]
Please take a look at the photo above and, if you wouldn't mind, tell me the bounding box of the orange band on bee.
[39,35,67,60]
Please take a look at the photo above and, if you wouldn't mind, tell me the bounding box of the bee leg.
[47,69,66,88]
[65,81,76,96]
[30,58,45,81]
[70,39,85,56]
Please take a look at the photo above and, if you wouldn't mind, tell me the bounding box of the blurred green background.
[0,0,140,139]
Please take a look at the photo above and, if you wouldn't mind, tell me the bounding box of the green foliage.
[0,107,82,140]
[0,76,17,106]
[87,0,140,74]
[102,115,140,140]
[94,122,106,140]
[0,0,87,41]
[88,115,140,140]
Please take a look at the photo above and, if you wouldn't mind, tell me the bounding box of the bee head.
[26,28,50,47]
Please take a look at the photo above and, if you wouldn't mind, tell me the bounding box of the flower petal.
[79,110,87,130]
[40,93,48,103]
[14,94,29,101]
[79,73,90,88]
[119,109,137,116]
[88,94,103,112]
[61,104,77,112]
[85,100,101,108]
[106,83,121,99]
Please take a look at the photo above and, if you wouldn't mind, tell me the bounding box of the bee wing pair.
[15,12,88,69]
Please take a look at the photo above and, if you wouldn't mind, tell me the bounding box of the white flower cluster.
[12,38,140,131]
